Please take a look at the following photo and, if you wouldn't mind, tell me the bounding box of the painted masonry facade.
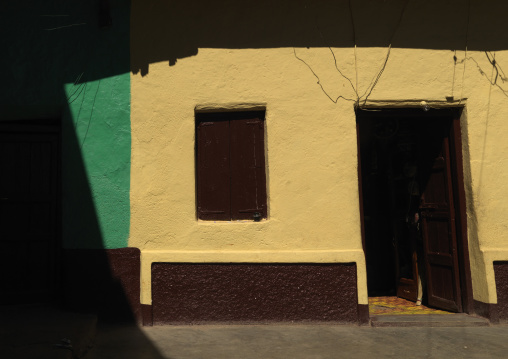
[3,0,508,323]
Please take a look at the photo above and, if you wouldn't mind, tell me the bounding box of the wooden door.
[0,122,59,303]
[419,123,462,312]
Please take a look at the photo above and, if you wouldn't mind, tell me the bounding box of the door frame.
[356,107,474,314]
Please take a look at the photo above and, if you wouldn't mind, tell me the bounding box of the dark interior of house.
[358,114,451,303]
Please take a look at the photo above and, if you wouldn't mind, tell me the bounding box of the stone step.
[370,314,490,327]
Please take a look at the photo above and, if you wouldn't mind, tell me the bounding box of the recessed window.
[196,111,267,221]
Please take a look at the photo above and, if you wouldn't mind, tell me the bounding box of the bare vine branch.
[293,48,357,104]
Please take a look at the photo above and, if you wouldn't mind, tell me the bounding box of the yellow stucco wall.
[130,0,508,306]
[130,48,366,305]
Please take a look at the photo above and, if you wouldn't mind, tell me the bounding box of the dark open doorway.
[357,108,473,314]
[0,119,61,304]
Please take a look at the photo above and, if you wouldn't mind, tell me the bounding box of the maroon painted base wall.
[357,304,369,325]
[473,300,498,323]
[141,304,153,326]
[152,263,359,324]
[495,261,508,322]
[62,248,141,324]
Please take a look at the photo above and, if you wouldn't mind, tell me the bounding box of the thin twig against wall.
[361,0,410,105]
[458,0,471,105]
[348,0,359,95]
[457,54,508,98]
[328,46,359,100]
[314,18,359,100]
[81,80,101,149]
[292,48,356,103]
[297,0,410,106]
[45,23,86,31]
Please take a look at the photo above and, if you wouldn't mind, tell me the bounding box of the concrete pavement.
[89,322,508,359]
[0,304,96,359]
[2,305,506,359]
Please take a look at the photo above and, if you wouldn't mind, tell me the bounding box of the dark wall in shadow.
[2,8,159,359]
[3,1,131,249]
[2,0,131,106]
[131,0,508,76]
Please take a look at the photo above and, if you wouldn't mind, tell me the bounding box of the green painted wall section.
[63,74,131,249]
[3,1,131,249]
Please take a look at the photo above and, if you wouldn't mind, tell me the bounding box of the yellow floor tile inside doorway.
[369,296,452,315]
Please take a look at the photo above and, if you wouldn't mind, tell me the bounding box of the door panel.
[420,131,462,312]
[425,218,452,255]
[396,229,419,302]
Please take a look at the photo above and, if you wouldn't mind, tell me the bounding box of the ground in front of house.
[88,322,508,359]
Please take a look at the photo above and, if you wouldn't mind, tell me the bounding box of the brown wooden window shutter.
[196,111,267,221]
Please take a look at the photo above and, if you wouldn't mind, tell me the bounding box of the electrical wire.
[458,0,471,105]
[456,55,508,98]
[328,46,359,99]
[314,19,359,100]
[361,0,410,105]
[348,0,359,102]
[451,50,457,97]
[485,51,499,85]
